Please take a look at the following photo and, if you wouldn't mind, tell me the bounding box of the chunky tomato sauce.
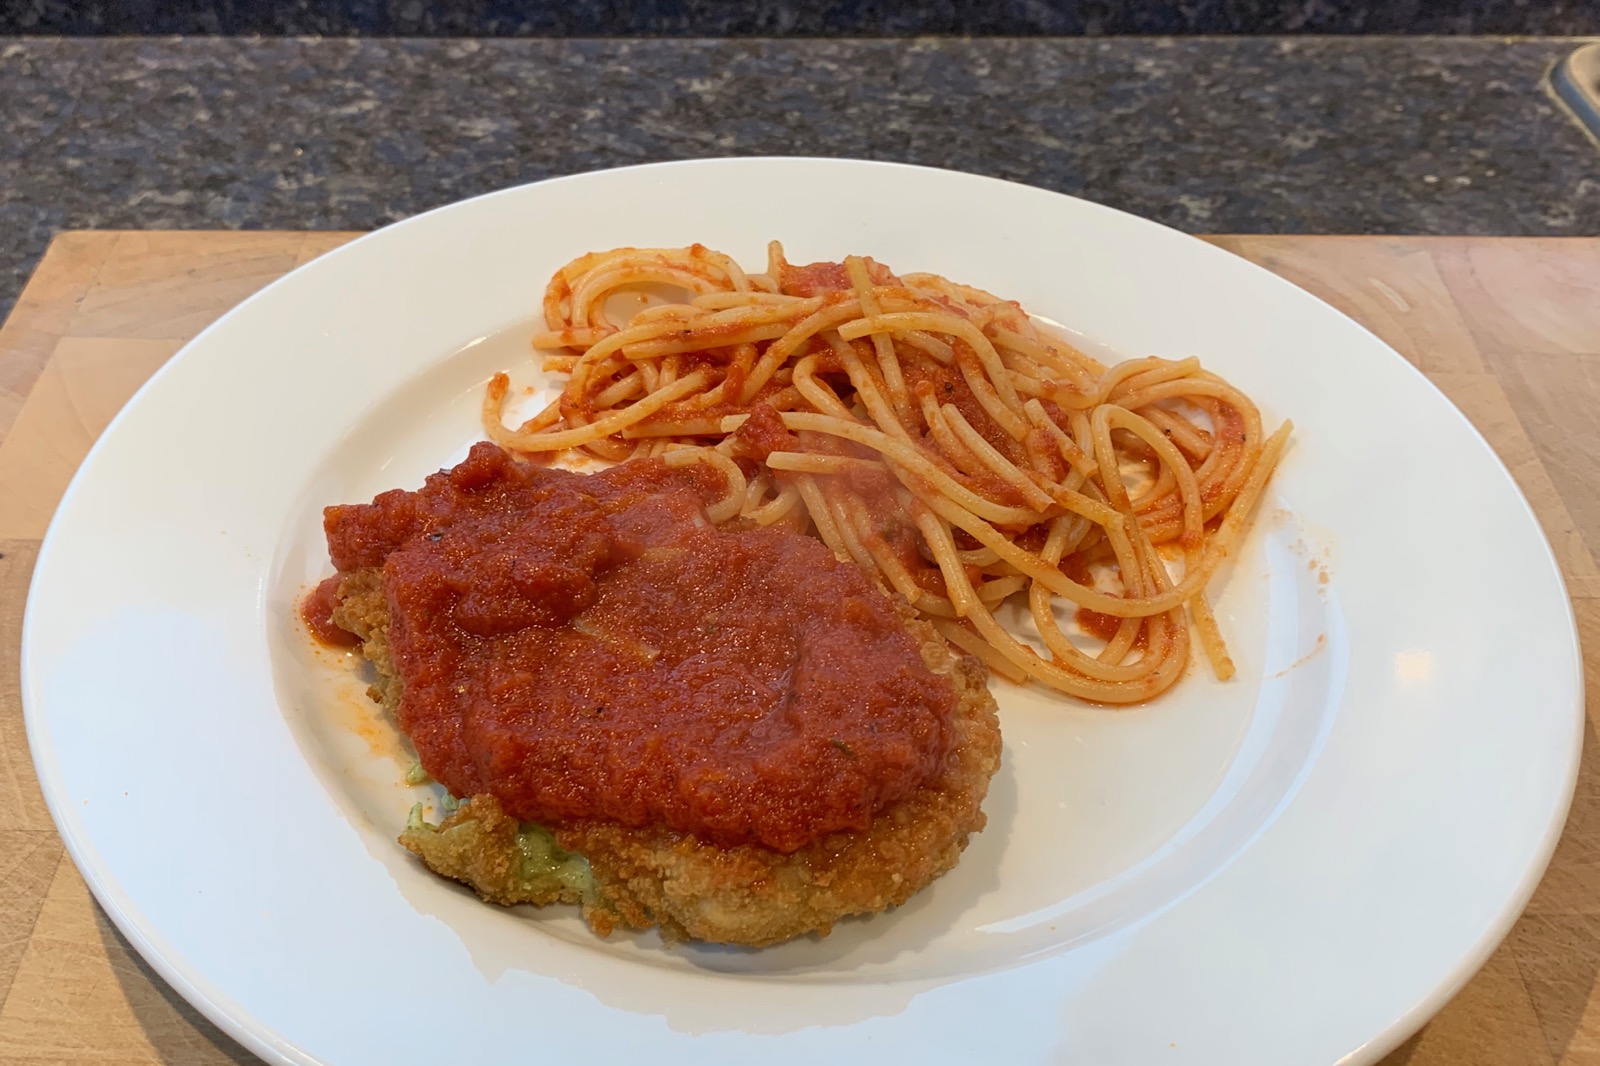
[1075,607,1129,644]
[302,575,360,646]
[778,258,894,297]
[319,442,957,853]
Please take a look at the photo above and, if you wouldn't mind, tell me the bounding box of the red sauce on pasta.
[1075,607,1127,644]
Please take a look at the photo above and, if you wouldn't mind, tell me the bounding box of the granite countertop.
[3,35,1597,322]
[6,0,1600,36]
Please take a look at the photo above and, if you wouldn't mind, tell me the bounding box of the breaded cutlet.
[332,570,1002,947]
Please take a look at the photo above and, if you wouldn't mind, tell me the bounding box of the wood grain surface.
[0,230,1595,1065]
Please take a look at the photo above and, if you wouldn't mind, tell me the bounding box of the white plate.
[23,159,1581,1066]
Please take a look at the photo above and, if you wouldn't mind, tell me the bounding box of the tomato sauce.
[1075,603,1149,650]
[302,574,360,647]
[732,403,800,461]
[902,357,1030,509]
[319,442,957,854]
[1075,607,1129,644]
[778,257,897,297]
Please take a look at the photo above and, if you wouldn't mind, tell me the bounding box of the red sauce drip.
[1060,553,1093,586]
[778,257,898,297]
[1075,605,1149,650]
[321,442,956,854]
[1075,607,1126,644]
[733,403,800,462]
[301,575,360,647]
[1063,555,1147,647]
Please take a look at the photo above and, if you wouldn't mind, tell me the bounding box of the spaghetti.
[483,243,1291,704]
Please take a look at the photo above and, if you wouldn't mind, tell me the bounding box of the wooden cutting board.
[0,231,1597,1065]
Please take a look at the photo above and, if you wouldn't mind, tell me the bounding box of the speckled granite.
[1,36,1597,322]
[3,0,1599,35]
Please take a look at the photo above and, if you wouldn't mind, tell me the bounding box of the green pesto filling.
[403,800,592,901]
[512,821,592,897]
[405,801,430,832]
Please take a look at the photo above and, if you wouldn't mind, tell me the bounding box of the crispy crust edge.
[332,565,1002,947]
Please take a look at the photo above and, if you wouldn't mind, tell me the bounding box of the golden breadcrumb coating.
[332,567,1001,946]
